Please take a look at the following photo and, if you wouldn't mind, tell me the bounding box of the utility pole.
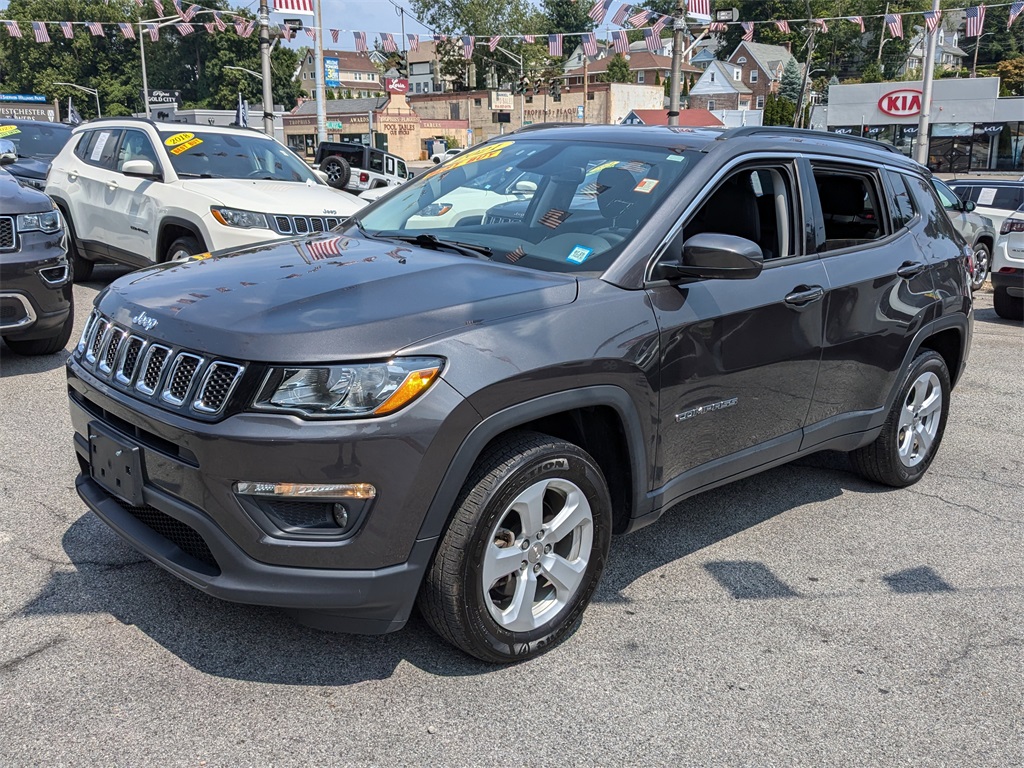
[139,25,151,118]
[258,0,274,135]
[668,0,686,125]
[877,2,889,62]
[793,11,816,128]
[314,0,327,143]
[915,0,941,164]
[582,58,588,122]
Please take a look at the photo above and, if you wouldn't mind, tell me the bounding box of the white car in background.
[45,120,364,281]
[430,148,463,164]
[991,203,1024,321]
[406,166,539,229]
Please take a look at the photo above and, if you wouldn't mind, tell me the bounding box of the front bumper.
[0,230,71,339]
[67,358,479,633]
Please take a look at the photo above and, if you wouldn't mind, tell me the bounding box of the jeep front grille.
[74,314,245,418]
[0,217,16,250]
[275,215,292,233]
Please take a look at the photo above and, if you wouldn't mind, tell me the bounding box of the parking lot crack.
[0,635,68,676]
[905,488,1023,525]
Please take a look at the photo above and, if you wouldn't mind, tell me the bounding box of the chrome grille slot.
[0,217,14,250]
[193,362,244,414]
[275,215,292,234]
[137,345,171,395]
[115,336,146,385]
[87,319,111,364]
[310,217,325,233]
[326,217,339,230]
[98,328,126,375]
[161,353,203,406]
[76,311,98,355]
[294,217,309,234]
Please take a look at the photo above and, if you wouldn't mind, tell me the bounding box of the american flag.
[307,238,344,261]
[588,0,612,25]
[582,32,597,58]
[281,23,292,40]
[611,4,631,26]
[651,14,667,35]
[505,245,526,263]
[330,28,339,43]
[153,0,164,16]
[462,35,474,57]
[173,0,185,18]
[847,16,864,33]
[628,8,651,27]
[176,23,194,35]
[354,30,367,52]
[243,20,256,37]
[523,34,535,43]
[885,13,903,39]
[965,5,985,37]
[488,35,501,52]
[687,0,709,18]
[814,18,828,33]
[539,209,570,228]
[709,21,727,32]
[305,28,316,41]
[644,27,659,52]
[379,32,397,51]
[146,23,159,41]
[548,33,562,56]
[119,22,135,40]
[741,21,753,41]
[32,22,50,43]
[923,10,942,33]
[214,11,226,31]
[60,21,74,39]
[204,22,216,33]
[611,29,629,53]
[1010,1,1024,28]
[272,0,315,15]
[407,33,419,50]
[774,20,790,33]
[183,4,198,21]
[3,20,22,38]
[87,21,104,36]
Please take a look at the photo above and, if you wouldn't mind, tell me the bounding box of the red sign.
[878,88,922,117]
[386,78,409,94]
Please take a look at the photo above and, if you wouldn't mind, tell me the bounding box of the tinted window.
[905,173,960,240]
[369,152,384,173]
[0,122,71,159]
[117,129,159,173]
[931,179,961,211]
[985,186,1024,211]
[158,129,318,182]
[812,166,888,250]
[73,131,95,161]
[80,129,122,169]
[886,171,917,229]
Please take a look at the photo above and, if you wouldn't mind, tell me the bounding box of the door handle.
[784,285,824,306]
[897,261,925,279]
[68,169,79,181]
[106,180,119,191]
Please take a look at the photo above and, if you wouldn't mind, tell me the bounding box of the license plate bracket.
[89,423,145,506]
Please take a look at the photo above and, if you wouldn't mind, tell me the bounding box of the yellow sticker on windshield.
[422,141,514,180]
[169,137,203,155]
[586,160,620,176]
[164,132,195,147]
[0,125,20,138]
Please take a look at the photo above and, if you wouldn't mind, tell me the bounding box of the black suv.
[67,126,972,662]
[1,140,74,356]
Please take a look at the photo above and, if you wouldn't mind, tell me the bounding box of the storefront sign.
[490,91,513,111]
[878,88,922,117]
[144,89,182,107]
[0,104,56,121]
[0,93,47,103]
[380,121,414,135]
[386,78,409,94]
[325,58,341,89]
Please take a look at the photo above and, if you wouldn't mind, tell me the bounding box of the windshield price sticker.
[0,125,20,138]
[164,132,195,147]
[567,245,593,264]
[422,141,514,180]
[634,178,659,194]
[170,137,204,155]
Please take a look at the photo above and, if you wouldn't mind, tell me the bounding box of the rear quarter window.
[904,173,960,241]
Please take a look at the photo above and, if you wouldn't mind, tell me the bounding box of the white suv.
[46,120,364,281]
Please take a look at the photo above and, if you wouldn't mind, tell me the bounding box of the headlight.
[253,357,444,418]
[210,207,269,229]
[17,209,61,233]
[419,202,453,217]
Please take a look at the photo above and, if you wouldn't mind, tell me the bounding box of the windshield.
[0,122,71,160]
[354,138,699,274]
[159,129,320,183]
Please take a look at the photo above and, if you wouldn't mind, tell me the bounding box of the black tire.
[993,285,1024,321]
[849,349,950,487]
[166,235,202,263]
[432,156,441,164]
[321,156,351,189]
[418,431,612,663]
[4,289,74,356]
[970,242,990,291]
[61,208,94,283]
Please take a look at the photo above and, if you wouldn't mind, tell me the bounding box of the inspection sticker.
[170,137,203,155]
[0,125,20,138]
[566,245,593,264]
[164,132,195,147]
[634,178,659,194]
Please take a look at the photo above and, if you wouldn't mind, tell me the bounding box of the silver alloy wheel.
[971,246,990,291]
[325,164,341,181]
[482,478,594,632]
[170,248,193,261]
[897,370,942,467]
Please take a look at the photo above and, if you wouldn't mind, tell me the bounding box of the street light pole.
[54,82,101,118]
[258,0,275,136]
[668,0,685,126]
[140,24,151,118]
[313,0,327,144]
[915,0,942,165]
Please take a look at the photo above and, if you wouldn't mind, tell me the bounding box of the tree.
[860,60,884,83]
[602,53,632,83]
[779,58,802,102]
[995,56,1024,96]
[542,0,594,34]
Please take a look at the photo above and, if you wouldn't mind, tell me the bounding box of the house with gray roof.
[727,41,798,110]
[687,60,753,111]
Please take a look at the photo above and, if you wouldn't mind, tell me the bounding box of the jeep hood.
[179,179,366,215]
[0,169,53,214]
[96,233,578,362]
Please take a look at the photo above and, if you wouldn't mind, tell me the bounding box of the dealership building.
[810,77,1023,174]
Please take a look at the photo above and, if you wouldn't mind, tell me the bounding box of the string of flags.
[1,1,1020,50]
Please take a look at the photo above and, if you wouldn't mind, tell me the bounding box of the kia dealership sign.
[878,88,922,117]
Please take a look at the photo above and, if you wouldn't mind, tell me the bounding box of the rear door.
[74,127,123,260]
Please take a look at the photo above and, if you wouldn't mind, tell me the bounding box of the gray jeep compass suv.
[67,126,972,662]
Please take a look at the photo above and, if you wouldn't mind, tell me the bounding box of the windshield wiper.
[176,172,220,178]
[374,232,492,260]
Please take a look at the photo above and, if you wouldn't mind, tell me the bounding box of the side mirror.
[122,159,159,179]
[962,199,976,213]
[0,139,16,166]
[513,179,538,194]
[655,233,764,281]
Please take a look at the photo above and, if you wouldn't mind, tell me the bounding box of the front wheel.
[970,242,990,291]
[849,349,950,487]
[418,432,612,663]
[166,235,202,263]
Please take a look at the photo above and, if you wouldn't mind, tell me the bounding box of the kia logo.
[878,89,922,117]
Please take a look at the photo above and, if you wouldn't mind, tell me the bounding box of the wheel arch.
[157,217,207,263]
[895,314,969,405]
[416,386,650,543]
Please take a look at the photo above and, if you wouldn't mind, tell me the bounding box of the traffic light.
[549,78,561,102]
[516,77,528,95]
[398,56,409,79]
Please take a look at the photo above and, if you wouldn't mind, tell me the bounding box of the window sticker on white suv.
[977,188,997,206]
[90,132,111,162]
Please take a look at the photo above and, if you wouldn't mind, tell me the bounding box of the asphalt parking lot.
[1,269,1021,766]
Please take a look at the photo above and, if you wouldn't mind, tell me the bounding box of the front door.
[109,129,161,264]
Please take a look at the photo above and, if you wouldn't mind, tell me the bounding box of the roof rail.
[717,126,903,155]
[510,122,589,134]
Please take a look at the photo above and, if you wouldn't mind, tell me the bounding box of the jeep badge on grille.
[131,311,158,332]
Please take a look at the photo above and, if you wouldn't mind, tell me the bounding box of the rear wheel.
[418,432,612,663]
[970,242,990,291]
[3,289,74,356]
[993,285,1023,321]
[321,156,351,189]
[166,235,202,263]
[849,349,950,487]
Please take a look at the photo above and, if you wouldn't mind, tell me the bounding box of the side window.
[812,166,888,251]
[117,129,159,173]
[990,187,1024,211]
[396,160,408,179]
[931,179,961,211]
[385,155,396,176]
[369,152,384,173]
[73,131,95,161]
[951,185,978,203]
[81,129,121,170]
[886,171,916,229]
[904,173,961,241]
[684,164,798,261]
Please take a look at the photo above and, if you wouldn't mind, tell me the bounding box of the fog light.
[332,503,349,528]
[234,481,376,499]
